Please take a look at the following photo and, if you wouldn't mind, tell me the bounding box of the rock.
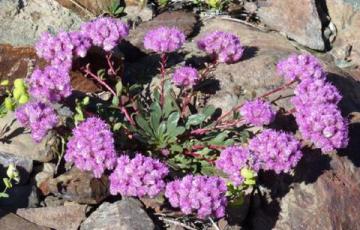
[0,44,102,93]
[257,0,326,50]
[56,0,113,16]
[0,152,33,185]
[80,198,155,230]
[124,5,154,22]
[326,0,360,67]
[16,203,87,230]
[128,11,197,52]
[39,167,109,204]
[182,18,297,112]
[0,209,50,230]
[0,182,39,210]
[0,0,82,46]
[0,112,56,162]
[35,163,55,187]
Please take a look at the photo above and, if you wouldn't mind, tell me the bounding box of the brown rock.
[0,44,101,93]
[39,167,109,204]
[56,0,114,16]
[128,11,197,52]
[326,0,360,66]
[257,0,325,50]
[0,209,49,230]
[80,198,155,230]
[16,204,87,230]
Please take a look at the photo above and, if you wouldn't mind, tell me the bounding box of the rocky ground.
[0,0,360,229]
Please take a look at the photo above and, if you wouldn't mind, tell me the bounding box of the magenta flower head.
[109,153,169,198]
[216,146,255,186]
[81,17,129,51]
[143,26,186,53]
[240,99,276,126]
[197,31,244,63]
[35,31,74,70]
[165,175,227,219]
[68,31,92,58]
[64,117,117,178]
[291,78,342,108]
[28,66,72,102]
[15,101,58,143]
[294,104,349,153]
[249,129,303,174]
[172,66,199,87]
[276,54,325,82]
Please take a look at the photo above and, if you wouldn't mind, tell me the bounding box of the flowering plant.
[6,17,349,221]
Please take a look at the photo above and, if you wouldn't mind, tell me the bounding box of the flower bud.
[4,97,14,111]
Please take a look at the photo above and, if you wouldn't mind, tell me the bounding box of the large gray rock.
[0,112,56,162]
[326,0,360,67]
[0,0,82,46]
[0,209,49,230]
[257,0,326,50]
[80,198,155,230]
[16,203,87,230]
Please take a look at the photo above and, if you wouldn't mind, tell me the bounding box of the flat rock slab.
[128,11,197,53]
[16,204,87,230]
[0,209,49,230]
[326,0,360,67]
[257,0,325,50]
[80,198,155,230]
[0,112,56,162]
[39,167,109,204]
[0,0,82,46]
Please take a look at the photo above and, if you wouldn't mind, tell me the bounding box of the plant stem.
[160,53,167,107]
[106,53,117,76]
[82,65,136,126]
[216,79,297,123]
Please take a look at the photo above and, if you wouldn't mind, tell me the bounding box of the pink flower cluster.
[215,146,254,186]
[197,31,244,63]
[15,102,58,143]
[64,117,117,178]
[165,175,227,219]
[240,99,276,126]
[28,66,72,102]
[249,129,303,174]
[291,78,342,108]
[172,66,199,87]
[144,26,186,53]
[80,17,129,51]
[278,54,349,152]
[294,104,348,152]
[109,154,169,198]
[36,17,128,70]
[36,31,91,70]
[276,54,325,82]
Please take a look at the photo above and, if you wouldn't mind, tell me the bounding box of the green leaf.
[82,96,90,105]
[97,69,106,78]
[114,6,124,14]
[150,102,162,132]
[186,114,206,128]
[208,132,229,145]
[113,122,122,131]
[172,126,185,136]
[3,178,12,189]
[115,81,123,96]
[163,94,176,117]
[203,105,216,118]
[153,89,161,102]
[135,115,152,134]
[170,144,183,153]
[0,192,9,198]
[156,122,167,139]
[166,112,180,133]
[112,96,119,107]
[244,178,256,185]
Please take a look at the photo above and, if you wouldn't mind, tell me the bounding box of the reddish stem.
[106,53,117,76]
[160,53,167,107]
[190,118,244,135]
[216,79,297,123]
[183,150,216,163]
[82,65,136,126]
